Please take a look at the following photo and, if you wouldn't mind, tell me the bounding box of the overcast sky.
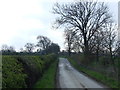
[0,0,118,51]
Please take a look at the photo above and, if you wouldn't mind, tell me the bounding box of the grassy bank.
[67,57,119,88]
[33,59,58,88]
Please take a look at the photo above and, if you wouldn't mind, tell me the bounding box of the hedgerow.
[2,54,57,88]
[2,56,27,88]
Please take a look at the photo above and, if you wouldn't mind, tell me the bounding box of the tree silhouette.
[53,1,111,62]
[36,35,52,54]
[25,43,34,52]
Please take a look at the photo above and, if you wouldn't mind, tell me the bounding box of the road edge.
[55,58,61,89]
[67,58,113,90]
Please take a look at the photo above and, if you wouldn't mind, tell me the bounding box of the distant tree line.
[1,45,17,55]
[1,35,60,55]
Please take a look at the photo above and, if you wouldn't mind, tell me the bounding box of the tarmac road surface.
[58,58,109,89]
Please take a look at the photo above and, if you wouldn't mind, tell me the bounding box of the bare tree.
[72,33,84,53]
[1,44,15,52]
[9,46,15,52]
[64,29,76,56]
[25,43,34,52]
[36,35,52,54]
[114,41,120,57]
[100,22,118,73]
[1,44,9,52]
[53,1,111,61]
[20,48,24,52]
[91,30,105,62]
[103,22,117,64]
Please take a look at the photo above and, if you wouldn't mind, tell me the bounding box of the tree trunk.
[68,49,71,56]
[96,49,99,62]
[68,42,71,56]
[84,37,90,63]
[110,48,117,73]
[96,45,99,63]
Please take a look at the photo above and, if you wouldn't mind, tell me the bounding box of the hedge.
[2,54,57,88]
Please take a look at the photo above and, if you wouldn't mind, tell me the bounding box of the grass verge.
[33,59,58,88]
[67,57,119,88]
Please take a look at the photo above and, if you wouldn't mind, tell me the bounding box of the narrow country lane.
[58,58,109,89]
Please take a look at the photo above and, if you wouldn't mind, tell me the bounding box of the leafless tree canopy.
[64,28,75,55]
[1,44,15,52]
[36,35,52,50]
[53,1,111,58]
[25,43,34,52]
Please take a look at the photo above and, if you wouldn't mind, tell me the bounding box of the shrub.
[2,56,27,88]
[2,54,57,88]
